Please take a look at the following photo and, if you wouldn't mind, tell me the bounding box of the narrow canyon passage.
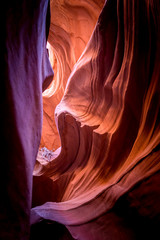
[1,0,160,240]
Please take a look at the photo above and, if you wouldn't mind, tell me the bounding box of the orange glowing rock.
[32,0,160,239]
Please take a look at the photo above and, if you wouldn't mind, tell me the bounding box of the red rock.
[33,0,160,239]
[1,0,160,239]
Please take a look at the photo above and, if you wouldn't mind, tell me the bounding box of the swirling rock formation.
[2,0,160,239]
[32,0,160,239]
[40,0,105,150]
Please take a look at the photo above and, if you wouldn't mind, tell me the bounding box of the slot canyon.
[1,0,160,239]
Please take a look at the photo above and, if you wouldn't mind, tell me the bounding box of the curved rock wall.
[40,0,105,150]
[1,1,53,239]
[33,0,160,239]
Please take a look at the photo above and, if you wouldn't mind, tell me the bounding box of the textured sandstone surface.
[40,0,105,150]
[1,1,53,239]
[1,0,160,239]
[32,0,160,239]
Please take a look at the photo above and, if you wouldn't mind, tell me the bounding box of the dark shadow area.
[30,220,74,240]
[113,172,160,240]
[32,176,59,207]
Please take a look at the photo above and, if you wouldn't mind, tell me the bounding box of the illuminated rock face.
[32,0,160,239]
[40,0,105,150]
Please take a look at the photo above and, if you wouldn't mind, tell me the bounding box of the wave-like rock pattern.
[33,0,160,239]
[40,0,104,150]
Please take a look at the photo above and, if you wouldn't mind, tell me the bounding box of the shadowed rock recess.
[1,0,160,239]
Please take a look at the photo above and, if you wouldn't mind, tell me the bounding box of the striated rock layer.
[32,0,160,239]
[40,0,105,150]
